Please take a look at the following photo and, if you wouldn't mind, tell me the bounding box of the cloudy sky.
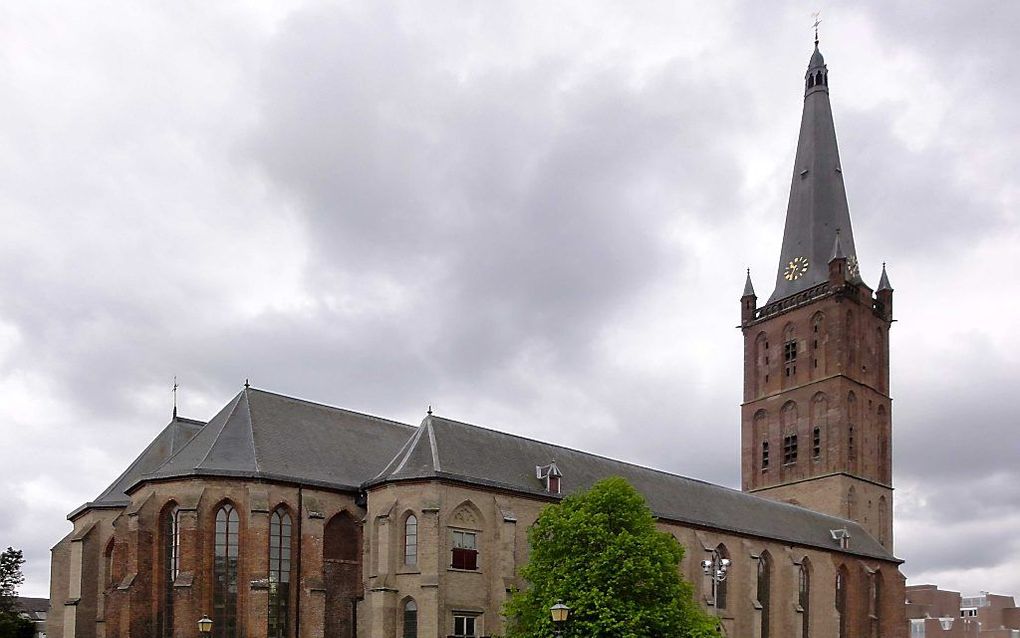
[2,1,1018,599]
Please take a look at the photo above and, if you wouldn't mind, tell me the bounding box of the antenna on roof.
[811,11,821,46]
[172,376,178,419]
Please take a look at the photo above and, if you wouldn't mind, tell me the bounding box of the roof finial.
[172,375,178,419]
[812,11,821,47]
[244,378,250,389]
[427,404,433,416]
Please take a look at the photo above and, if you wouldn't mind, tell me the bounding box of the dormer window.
[536,461,562,494]
[830,528,851,550]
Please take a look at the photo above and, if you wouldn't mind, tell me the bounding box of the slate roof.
[371,414,897,562]
[767,44,866,305]
[135,388,415,492]
[69,415,204,519]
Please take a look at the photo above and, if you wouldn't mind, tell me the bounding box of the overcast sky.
[2,1,1018,599]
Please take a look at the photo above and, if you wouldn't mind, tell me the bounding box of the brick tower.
[740,41,896,550]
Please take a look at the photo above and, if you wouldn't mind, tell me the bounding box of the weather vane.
[172,375,179,418]
[812,11,821,46]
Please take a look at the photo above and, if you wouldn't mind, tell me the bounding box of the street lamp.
[197,615,213,637]
[700,555,731,605]
[550,601,570,638]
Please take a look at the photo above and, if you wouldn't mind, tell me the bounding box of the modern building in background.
[906,585,1020,637]
[48,43,909,638]
[17,597,49,638]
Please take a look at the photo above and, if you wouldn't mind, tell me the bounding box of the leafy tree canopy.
[0,547,34,638]
[504,477,720,638]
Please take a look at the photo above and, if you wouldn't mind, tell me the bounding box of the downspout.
[296,486,302,638]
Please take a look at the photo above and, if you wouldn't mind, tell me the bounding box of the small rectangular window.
[453,614,478,638]
[812,428,821,458]
[761,441,770,470]
[451,531,478,570]
[783,434,798,464]
[784,341,797,377]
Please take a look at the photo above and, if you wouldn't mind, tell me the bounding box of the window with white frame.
[451,530,477,570]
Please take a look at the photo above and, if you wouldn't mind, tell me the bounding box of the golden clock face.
[847,255,860,278]
[784,256,810,281]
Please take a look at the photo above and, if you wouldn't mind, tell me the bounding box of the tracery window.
[268,507,292,638]
[836,566,848,638]
[161,506,180,638]
[403,599,418,638]
[757,552,771,638]
[799,560,811,638]
[214,503,240,638]
[404,514,418,566]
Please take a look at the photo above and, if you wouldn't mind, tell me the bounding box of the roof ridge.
[244,389,260,473]
[197,392,245,469]
[246,386,415,430]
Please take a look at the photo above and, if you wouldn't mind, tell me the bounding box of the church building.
[49,42,907,638]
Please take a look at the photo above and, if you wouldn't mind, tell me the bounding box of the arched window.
[783,324,797,380]
[781,402,799,465]
[105,538,116,588]
[811,312,825,374]
[799,560,811,638]
[836,566,849,638]
[403,599,418,638]
[268,507,292,638]
[713,544,729,609]
[404,514,418,566]
[808,74,815,88]
[757,552,771,638]
[755,332,768,396]
[160,505,179,638]
[323,512,361,638]
[214,503,240,638]
[847,392,858,468]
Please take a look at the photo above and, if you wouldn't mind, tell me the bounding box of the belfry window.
[812,427,821,458]
[214,503,240,638]
[761,441,770,470]
[784,340,797,377]
[268,507,291,638]
[783,434,798,464]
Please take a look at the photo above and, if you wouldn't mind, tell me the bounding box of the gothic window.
[404,514,418,566]
[761,440,770,470]
[403,599,418,638]
[847,392,858,467]
[836,566,849,638]
[878,497,889,547]
[808,74,815,88]
[755,332,768,395]
[783,434,798,464]
[451,530,478,570]
[268,507,292,638]
[757,552,771,638]
[713,544,729,609]
[799,560,811,638]
[160,505,180,638]
[783,325,797,378]
[214,503,240,638]
[105,538,116,588]
[324,511,358,561]
[812,427,821,458]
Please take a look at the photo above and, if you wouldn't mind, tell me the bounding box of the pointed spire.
[743,268,756,297]
[766,43,865,304]
[830,229,846,261]
[877,262,893,291]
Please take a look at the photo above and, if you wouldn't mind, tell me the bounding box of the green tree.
[0,547,34,638]
[504,477,719,638]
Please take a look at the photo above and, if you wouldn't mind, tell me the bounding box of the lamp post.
[550,601,570,638]
[701,554,730,634]
[197,614,213,638]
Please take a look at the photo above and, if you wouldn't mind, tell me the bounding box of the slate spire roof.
[742,268,756,298]
[767,44,864,304]
[877,262,893,291]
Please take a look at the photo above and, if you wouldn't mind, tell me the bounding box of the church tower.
[740,41,895,550]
